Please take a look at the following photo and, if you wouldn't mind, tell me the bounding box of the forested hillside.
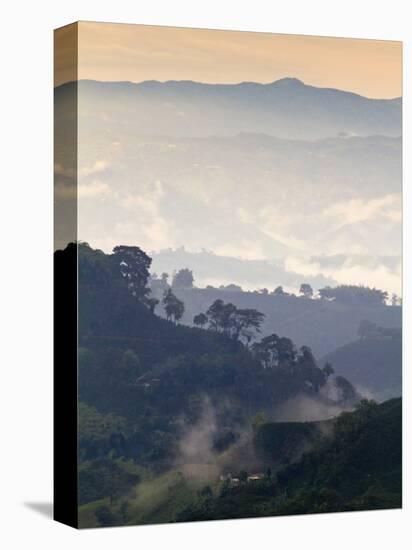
[53,242,398,527]
[77,243,347,432]
[177,398,402,521]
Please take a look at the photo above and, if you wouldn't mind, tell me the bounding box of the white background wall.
[1,1,410,548]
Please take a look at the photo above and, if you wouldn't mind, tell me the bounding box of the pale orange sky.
[56,21,402,98]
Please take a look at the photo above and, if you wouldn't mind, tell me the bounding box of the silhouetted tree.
[253,334,299,369]
[206,300,264,341]
[252,334,279,369]
[193,312,208,329]
[296,345,327,392]
[319,285,388,306]
[219,283,243,292]
[300,283,314,299]
[206,299,227,332]
[272,286,287,296]
[277,337,298,366]
[112,245,151,301]
[162,288,185,323]
[221,303,238,335]
[231,308,265,341]
[146,296,159,314]
[172,268,194,288]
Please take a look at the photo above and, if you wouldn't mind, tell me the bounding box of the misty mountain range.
[55,78,402,294]
[76,78,401,140]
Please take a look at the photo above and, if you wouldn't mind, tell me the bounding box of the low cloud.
[119,180,165,214]
[176,398,220,480]
[258,206,307,251]
[273,392,353,423]
[214,240,266,261]
[323,193,402,230]
[284,254,402,295]
[116,181,177,250]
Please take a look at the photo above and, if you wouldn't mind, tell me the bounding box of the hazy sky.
[56,21,404,98]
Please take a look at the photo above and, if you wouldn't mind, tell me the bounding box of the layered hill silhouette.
[322,333,402,400]
[72,78,401,140]
[54,79,402,280]
[169,286,401,358]
[75,243,353,429]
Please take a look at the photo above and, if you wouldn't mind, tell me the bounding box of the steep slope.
[275,398,402,511]
[177,398,402,521]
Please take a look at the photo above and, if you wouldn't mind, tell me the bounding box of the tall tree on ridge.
[162,288,185,323]
[172,268,194,288]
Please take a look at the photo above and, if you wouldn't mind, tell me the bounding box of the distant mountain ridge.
[54,79,402,291]
[71,77,402,140]
[79,76,400,101]
[132,76,400,101]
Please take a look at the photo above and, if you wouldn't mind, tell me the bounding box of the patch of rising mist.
[321,377,388,404]
[175,398,221,480]
[175,398,265,479]
[319,377,359,404]
[215,431,264,476]
[273,392,353,423]
[173,393,355,484]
